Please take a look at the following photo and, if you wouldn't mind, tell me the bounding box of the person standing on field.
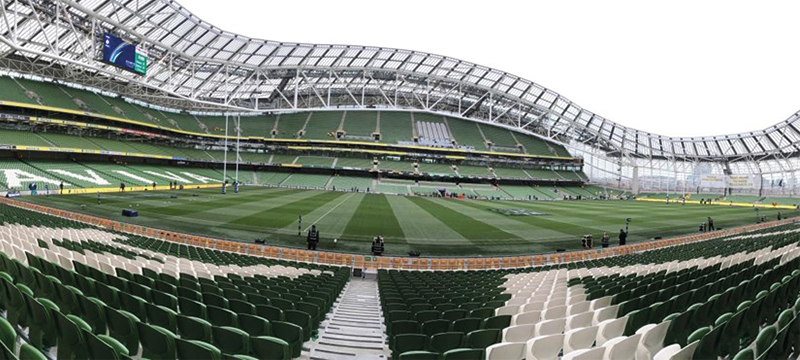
[307,225,320,250]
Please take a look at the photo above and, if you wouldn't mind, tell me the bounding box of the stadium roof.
[1,0,799,163]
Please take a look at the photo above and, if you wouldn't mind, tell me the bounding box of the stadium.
[0,0,795,359]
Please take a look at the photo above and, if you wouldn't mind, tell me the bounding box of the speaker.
[556,248,566,252]
[122,209,138,217]
[654,237,662,240]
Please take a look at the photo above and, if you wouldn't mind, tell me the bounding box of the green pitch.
[21,187,795,256]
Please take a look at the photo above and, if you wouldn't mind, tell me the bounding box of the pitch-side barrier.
[3,197,798,271]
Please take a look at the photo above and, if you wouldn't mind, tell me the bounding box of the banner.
[699,174,760,189]
[699,174,726,188]
[728,174,760,189]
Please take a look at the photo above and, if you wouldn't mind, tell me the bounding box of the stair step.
[308,278,389,359]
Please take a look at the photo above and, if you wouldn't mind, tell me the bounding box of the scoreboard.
[102,33,148,75]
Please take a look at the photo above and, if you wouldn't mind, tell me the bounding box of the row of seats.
[480,223,800,359]
[379,269,514,359]
[0,203,348,359]
[379,221,800,360]
[0,76,570,156]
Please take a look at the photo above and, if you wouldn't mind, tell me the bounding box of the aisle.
[308,277,389,359]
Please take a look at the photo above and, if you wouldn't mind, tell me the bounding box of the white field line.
[303,192,358,232]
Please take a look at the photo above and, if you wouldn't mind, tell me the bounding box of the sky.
[185,0,800,137]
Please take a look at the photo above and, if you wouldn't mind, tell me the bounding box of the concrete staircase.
[309,277,389,360]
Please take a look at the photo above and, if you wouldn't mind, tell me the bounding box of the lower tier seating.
[381,223,800,360]
[0,203,348,359]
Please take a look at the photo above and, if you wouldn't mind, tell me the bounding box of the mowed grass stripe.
[342,194,406,243]
[284,192,363,239]
[141,188,301,216]
[44,187,280,212]
[511,200,769,233]
[458,200,605,237]
[227,190,347,229]
[146,189,325,225]
[387,195,466,243]
[407,197,520,241]
[430,199,547,241]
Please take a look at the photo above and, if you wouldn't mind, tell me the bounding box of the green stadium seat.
[138,323,177,360]
[285,310,312,340]
[271,321,303,358]
[146,303,178,333]
[3,280,29,328]
[212,326,250,356]
[421,319,450,337]
[393,334,427,360]
[482,315,511,330]
[85,332,130,360]
[429,332,464,353]
[398,350,439,360]
[207,305,238,327]
[176,339,222,360]
[755,325,777,357]
[105,308,140,356]
[256,305,284,322]
[442,309,468,321]
[25,295,59,349]
[442,348,484,360]
[452,318,482,333]
[54,311,91,359]
[119,292,148,323]
[238,313,271,337]
[465,329,500,348]
[177,314,213,342]
[18,343,46,360]
[251,336,290,360]
[0,317,14,355]
[732,348,755,360]
[414,310,440,323]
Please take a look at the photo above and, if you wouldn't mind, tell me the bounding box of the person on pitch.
[371,235,385,256]
[707,216,715,231]
[601,231,610,248]
[307,225,320,250]
[618,228,627,246]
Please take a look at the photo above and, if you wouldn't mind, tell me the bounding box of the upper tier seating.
[0,203,348,359]
[303,112,342,140]
[447,118,487,151]
[379,112,414,145]
[0,76,571,157]
[342,111,378,139]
